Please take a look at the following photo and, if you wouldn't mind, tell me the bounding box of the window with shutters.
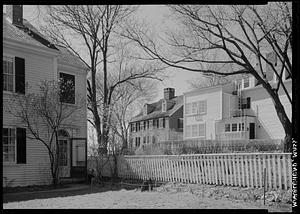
[3,56,14,92]
[59,72,75,104]
[3,128,16,163]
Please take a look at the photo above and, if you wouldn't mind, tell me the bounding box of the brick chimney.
[164,88,175,100]
[6,5,23,26]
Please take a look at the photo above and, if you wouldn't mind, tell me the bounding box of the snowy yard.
[3,189,265,209]
[3,182,292,211]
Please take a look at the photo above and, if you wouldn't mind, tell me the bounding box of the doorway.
[58,130,70,178]
[249,123,255,139]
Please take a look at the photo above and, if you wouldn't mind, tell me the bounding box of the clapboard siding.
[184,87,222,140]
[3,41,87,187]
[243,81,292,140]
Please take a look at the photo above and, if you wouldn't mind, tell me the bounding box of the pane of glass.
[3,128,8,137]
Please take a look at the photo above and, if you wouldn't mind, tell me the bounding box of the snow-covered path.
[4,189,266,209]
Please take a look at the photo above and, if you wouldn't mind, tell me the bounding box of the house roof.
[3,14,48,48]
[3,13,88,71]
[56,45,88,70]
[130,95,183,123]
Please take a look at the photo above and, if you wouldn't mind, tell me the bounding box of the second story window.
[59,72,75,104]
[197,100,207,115]
[185,103,191,115]
[3,56,14,92]
[243,77,250,88]
[3,56,25,94]
[162,100,167,112]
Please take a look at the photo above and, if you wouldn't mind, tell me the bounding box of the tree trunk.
[257,75,292,152]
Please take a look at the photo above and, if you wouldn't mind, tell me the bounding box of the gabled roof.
[3,13,48,48]
[3,13,88,71]
[56,45,87,70]
[130,95,183,123]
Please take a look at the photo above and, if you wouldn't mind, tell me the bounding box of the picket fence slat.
[88,153,291,190]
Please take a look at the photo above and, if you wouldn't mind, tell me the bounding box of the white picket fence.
[88,153,292,190]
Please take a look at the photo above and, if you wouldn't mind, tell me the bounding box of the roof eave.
[3,37,60,56]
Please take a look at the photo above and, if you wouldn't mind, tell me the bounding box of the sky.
[19,5,203,101]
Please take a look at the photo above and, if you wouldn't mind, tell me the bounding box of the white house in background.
[3,5,88,187]
[183,54,292,141]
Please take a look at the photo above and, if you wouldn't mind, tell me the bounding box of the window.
[144,121,146,130]
[59,72,75,104]
[185,103,191,115]
[242,123,245,131]
[152,136,156,144]
[185,125,191,137]
[191,102,197,114]
[3,128,16,163]
[147,120,150,129]
[197,100,207,115]
[243,77,250,88]
[143,137,146,144]
[225,124,231,132]
[3,56,14,92]
[240,97,251,109]
[163,118,165,128]
[238,123,245,131]
[232,123,237,132]
[198,123,206,137]
[131,123,136,132]
[192,124,198,137]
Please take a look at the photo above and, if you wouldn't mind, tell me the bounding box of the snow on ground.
[3,189,270,209]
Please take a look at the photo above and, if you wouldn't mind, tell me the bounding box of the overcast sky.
[20,5,203,101]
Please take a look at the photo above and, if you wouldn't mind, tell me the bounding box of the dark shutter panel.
[15,57,25,94]
[17,128,26,164]
[247,97,251,109]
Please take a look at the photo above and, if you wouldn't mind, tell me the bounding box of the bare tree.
[109,79,158,153]
[5,80,84,185]
[42,5,163,155]
[124,3,293,152]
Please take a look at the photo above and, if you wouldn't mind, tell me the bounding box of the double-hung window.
[3,128,16,163]
[3,56,14,92]
[59,72,75,104]
[197,100,207,115]
[3,127,27,164]
[185,103,191,115]
[198,123,206,137]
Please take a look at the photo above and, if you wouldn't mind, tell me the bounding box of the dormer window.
[143,104,148,116]
[162,100,167,112]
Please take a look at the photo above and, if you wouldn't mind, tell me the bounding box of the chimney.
[6,5,23,26]
[164,88,175,100]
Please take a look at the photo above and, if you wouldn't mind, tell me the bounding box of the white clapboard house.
[183,54,292,141]
[3,5,88,187]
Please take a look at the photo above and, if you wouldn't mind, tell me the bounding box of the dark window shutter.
[15,57,25,94]
[17,128,26,164]
[247,97,251,109]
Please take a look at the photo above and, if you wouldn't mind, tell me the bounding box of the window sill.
[3,90,16,96]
